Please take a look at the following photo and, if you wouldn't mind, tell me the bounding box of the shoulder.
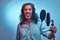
[18,22,28,28]
[17,23,23,29]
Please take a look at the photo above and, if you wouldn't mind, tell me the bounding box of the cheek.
[30,11,33,15]
[23,11,27,16]
[30,12,32,16]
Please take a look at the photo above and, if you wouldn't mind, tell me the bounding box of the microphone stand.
[40,21,43,40]
[53,34,55,40]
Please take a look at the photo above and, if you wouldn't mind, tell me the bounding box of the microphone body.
[46,12,50,26]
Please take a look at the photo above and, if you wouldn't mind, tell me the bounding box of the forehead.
[24,5,32,9]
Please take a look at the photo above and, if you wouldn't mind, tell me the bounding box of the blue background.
[0,0,60,40]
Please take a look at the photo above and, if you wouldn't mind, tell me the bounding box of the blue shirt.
[16,20,51,40]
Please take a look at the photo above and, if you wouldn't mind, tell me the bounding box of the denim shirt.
[16,20,51,40]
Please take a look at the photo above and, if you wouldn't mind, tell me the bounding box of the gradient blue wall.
[0,0,60,40]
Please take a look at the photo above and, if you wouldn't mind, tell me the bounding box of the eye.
[24,9,27,11]
[29,8,32,11]
[24,8,32,11]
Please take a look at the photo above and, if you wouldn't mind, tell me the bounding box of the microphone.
[40,9,46,22]
[46,12,50,26]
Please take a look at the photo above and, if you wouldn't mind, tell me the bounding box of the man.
[16,3,57,40]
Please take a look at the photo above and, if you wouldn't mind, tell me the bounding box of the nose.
[26,9,30,13]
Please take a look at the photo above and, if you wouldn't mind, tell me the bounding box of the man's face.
[23,5,33,20]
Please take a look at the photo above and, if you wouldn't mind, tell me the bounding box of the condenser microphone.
[40,9,46,22]
[46,12,50,26]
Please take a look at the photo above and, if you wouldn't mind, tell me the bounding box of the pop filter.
[40,9,46,22]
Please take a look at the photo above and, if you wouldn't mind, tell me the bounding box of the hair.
[19,3,38,25]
